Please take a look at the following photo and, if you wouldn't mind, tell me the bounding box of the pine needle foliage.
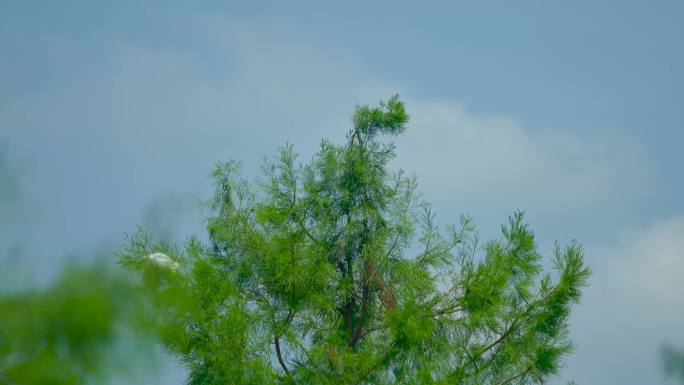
[118,95,590,385]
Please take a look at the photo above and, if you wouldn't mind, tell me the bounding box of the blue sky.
[1,1,683,384]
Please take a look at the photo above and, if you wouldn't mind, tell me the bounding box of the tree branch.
[350,261,373,347]
[495,363,534,385]
[275,335,293,379]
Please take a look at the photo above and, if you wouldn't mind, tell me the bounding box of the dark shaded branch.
[429,303,463,318]
[368,263,396,310]
[495,363,534,385]
[275,335,292,378]
[350,262,373,347]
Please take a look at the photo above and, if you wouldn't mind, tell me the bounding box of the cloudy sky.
[1,1,683,384]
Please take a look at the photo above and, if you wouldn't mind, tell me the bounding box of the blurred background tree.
[0,265,157,385]
[663,345,684,383]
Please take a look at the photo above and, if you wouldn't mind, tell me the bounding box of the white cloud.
[393,99,657,214]
[607,217,684,303]
[560,216,684,384]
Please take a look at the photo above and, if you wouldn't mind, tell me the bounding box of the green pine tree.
[119,95,590,385]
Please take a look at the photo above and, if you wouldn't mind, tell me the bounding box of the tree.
[0,266,152,385]
[118,95,590,385]
[663,345,684,383]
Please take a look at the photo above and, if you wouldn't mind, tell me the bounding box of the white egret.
[146,252,179,271]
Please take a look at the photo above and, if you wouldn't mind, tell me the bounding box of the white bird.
[147,252,180,271]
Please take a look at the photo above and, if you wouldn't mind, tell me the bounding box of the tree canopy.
[119,95,590,385]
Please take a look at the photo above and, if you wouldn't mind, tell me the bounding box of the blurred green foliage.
[0,265,152,385]
[664,345,684,383]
